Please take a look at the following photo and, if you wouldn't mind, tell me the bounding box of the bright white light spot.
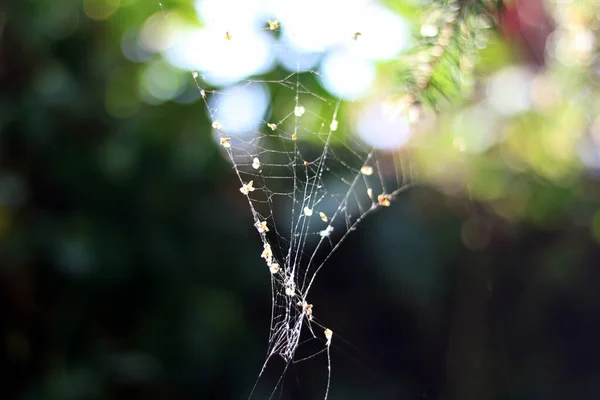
[294,106,305,117]
[155,0,408,97]
[357,101,412,150]
[486,66,534,116]
[194,0,267,31]
[350,4,410,60]
[273,0,408,61]
[552,28,596,66]
[573,29,596,54]
[209,83,270,136]
[164,27,276,86]
[274,0,366,53]
[319,49,375,100]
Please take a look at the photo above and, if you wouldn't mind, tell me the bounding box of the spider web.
[155,5,416,397]
[194,68,415,398]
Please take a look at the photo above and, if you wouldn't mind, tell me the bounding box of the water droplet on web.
[255,220,269,233]
[240,181,255,195]
[319,225,334,237]
[261,243,272,263]
[324,328,333,346]
[269,263,280,274]
[219,137,231,148]
[330,119,338,131]
[378,194,392,207]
